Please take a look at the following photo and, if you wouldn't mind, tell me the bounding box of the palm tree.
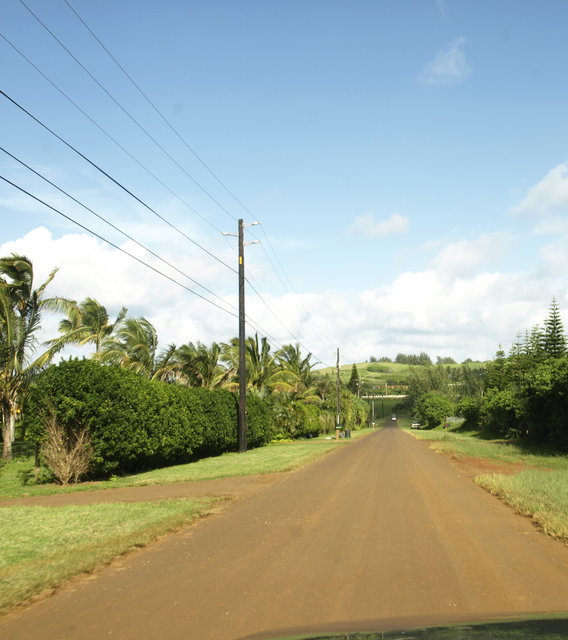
[221,334,291,393]
[275,343,318,400]
[99,317,158,378]
[50,297,127,356]
[98,316,177,381]
[174,341,230,388]
[0,255,68,459]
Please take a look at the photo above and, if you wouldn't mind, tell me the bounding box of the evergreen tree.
[528,325,544,359]
[542,297,566,358]
[486,347,506,391]
[347,363,360,394]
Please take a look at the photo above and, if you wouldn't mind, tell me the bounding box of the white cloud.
[0,227,239,352]
[431,232,512,277]
[348,212,409,238]
[511,163,568,216]
[420,36,472,85]
[2,226,567,367]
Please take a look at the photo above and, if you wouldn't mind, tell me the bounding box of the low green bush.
[366,363,392,373]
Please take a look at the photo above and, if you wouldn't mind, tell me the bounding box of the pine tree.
[542,297,566,358]
[347,363,360,394]
[486,347,507,390]
[528,325,544,359]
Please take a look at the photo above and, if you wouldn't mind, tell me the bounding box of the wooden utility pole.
[222,220,259,453]
[335,347,341,440]
[238,219,246,453]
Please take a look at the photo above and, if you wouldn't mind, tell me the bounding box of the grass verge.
[0,439,352,500]
[0,498,213,614]
[476,470,568,539]
[405,427,568,470]
[406,427,568,541]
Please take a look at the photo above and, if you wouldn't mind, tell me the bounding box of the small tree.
[415,392,453,429]
[347,363,360,394]
[41,414,92,484]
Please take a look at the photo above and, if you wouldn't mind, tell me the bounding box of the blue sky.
[2,0,568,366]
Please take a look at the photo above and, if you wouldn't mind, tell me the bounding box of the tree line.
[0,254,368,463]
[407,298,568,448]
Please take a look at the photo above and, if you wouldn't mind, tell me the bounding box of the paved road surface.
[3,425,568,639]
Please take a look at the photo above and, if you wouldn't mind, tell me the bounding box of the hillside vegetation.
[314,360,485,395]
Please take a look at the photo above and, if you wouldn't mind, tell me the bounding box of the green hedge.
[23,359,273,477]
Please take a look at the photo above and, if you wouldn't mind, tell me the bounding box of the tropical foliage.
[1,255,366,465]
[0,255,69,459]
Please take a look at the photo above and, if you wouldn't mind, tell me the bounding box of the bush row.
[23,359,274,477]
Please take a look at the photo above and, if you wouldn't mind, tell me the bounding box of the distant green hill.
[313,360,486,395]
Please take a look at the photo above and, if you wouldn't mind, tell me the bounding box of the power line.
[6,7,332,364]
[245,277,333,367]
[55,1,332,362]
[0,174,239,318]
[0,31,227,236]
[245,277,311,352]
[63,0,247,220]
[18,0,238,224]
[1,169,296,350]
[62,1,308,308]
[0,145,238,315]
[0,104,317,358]
[256,224,297,292]
[0,89,237,275]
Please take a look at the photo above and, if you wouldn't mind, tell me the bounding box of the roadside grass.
[406,426,568,541]
[476,470,568,539]
[0,434,373,615]
[405,427,568,470]
[0,438,354,500]
[0,498,213,614]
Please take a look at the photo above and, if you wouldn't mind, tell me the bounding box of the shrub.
[247,392,275,446]
[415,392,453,429]
[456,396,482,430]
[479,388,522,438]
[41,413,92,484]
[23,359,263,477]
[366,363,393,373]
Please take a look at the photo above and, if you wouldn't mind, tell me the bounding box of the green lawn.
[0,498,212,614]
[0,438,354,500]
[0,434,376,614]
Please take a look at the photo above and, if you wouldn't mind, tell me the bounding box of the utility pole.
[223,219,259,453]
[237,219,246,453]
[335,347,341,439]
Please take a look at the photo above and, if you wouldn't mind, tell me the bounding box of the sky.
[2,0,568,367]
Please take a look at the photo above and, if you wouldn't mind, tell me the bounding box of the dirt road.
[3,425,568,639]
